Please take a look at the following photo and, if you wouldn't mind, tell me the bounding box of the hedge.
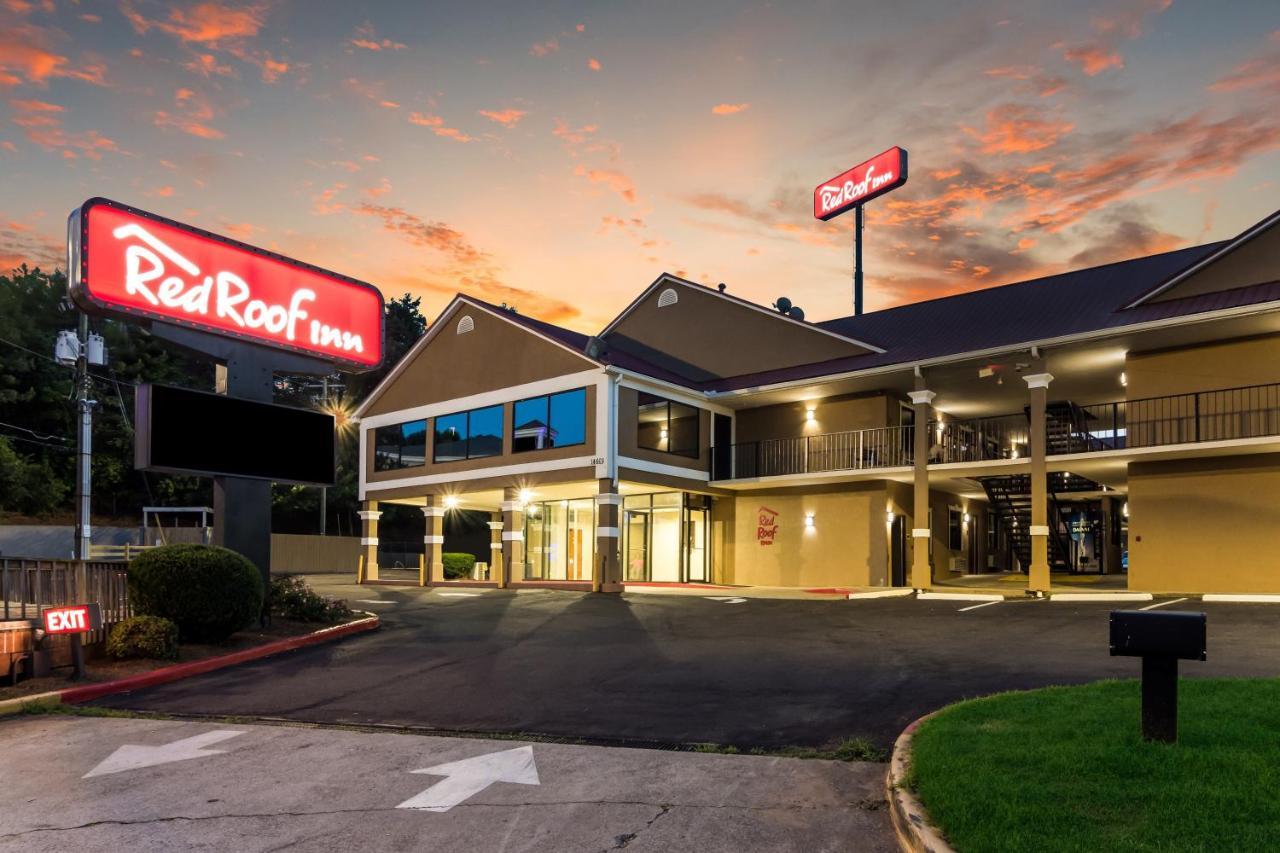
[442,552,477,579]
[128,544,264,642]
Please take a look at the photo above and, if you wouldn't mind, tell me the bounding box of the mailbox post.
[1109,610,1206,743]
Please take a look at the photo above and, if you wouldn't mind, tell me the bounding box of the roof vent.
[657,288,679,308]
[457,315,475,335]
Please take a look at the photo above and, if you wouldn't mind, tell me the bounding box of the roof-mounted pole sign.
[813,146,908,316]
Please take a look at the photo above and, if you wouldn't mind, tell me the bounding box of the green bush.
[442,552,476,580]
[270,574,354,623]
[106,615,179,660]
[128,544,264,642]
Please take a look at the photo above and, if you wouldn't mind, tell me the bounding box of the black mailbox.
[1109,609,1207,743]
[1110,610,1206,661]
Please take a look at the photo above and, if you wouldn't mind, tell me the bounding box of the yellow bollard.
[357,553,366,584]
[418,553,426,587]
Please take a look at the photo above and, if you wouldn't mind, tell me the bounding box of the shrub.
[442,552,476,580]
[270,574,354,623]
[106,615,179,661]
[128,544,264,643]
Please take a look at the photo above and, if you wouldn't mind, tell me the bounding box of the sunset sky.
[2,0,1278,332]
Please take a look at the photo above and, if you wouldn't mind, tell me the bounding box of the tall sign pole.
[815,146,909,316]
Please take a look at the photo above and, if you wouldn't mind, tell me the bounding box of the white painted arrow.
[397,745,540,812]
[83,730,245,778]
[705,596,748,604]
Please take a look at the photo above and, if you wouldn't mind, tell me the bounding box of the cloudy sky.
[2,0,1278,331]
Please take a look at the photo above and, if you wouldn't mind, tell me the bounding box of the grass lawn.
[908,678,1280,852]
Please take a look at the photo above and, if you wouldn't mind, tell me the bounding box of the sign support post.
[854,204,865,316]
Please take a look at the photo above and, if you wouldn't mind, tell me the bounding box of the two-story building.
[354,206,1280,596]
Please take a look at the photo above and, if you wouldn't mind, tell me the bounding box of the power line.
[0,420,69,442]
[0,431,75,453]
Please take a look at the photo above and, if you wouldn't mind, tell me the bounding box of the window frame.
[432,404,505,463]
[373,419,428,471]
[636,392,700,459]
[510,387,588,454]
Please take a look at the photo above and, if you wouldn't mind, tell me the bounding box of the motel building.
[354,208,1280,597]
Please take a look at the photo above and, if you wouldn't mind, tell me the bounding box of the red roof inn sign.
[68,198,384,370]
[813,146,908,221]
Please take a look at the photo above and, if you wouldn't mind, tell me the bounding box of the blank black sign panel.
[136,384,335,485]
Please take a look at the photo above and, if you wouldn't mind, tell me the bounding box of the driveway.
[93,579,1280,750]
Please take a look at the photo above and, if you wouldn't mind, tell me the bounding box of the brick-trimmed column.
[1025,372,1054,595]
[500,487,524,588]
[908,388,935,591]
[595,479,622,593]
[421,497,445,584]
[358,501,381,583]
[487,515,504,583]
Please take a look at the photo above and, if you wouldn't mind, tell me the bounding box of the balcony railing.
[709,382,1280,481]
[717,425,913,479]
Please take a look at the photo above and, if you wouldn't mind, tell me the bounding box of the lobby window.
[636,392,699,457]
[373,420,427,471]
[512,388,587,452]
[433,405,504,462]
[948,508,963,551]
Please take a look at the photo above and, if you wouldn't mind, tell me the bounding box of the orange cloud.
[10,98,119,160]
[0,26,108,87]
[350,22,406,51]
[1209,55,1280,93]
[364,177,392,199]
[124,2,265,45]
[573,164,637,204]
[478,108,527,127]
[711,102,750,115]
[408,112,474,142]
[529,38,558,57]
[152,88,223,139]
[183,53,235,77]
[587,57,601,71]
[552,119,598,145]
[1060,43,1124,75]
[964,104,1074,154]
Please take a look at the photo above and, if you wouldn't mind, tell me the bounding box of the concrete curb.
[917,591,1005,602]
[0,612,379,714]
[887,711,955,853]
[1049,592,1153,602]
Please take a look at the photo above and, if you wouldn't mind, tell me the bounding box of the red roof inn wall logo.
[813,147,909,221]
[756,506,779,546]
[69,198,384,370]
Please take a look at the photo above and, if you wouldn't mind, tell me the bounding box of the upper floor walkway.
[711,381,1280,482]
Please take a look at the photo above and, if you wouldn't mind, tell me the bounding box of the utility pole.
[73,310,94,561]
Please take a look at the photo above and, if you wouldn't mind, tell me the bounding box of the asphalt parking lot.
[93,580,1280,750]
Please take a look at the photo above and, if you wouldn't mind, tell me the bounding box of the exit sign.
[42,603,103,635]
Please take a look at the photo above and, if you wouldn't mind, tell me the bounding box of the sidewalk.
[0,715,894,853]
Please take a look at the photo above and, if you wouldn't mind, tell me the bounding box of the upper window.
[513,388,587,452]
[373,420,427,471]
[636,392,699,458]
[434,405,504,462]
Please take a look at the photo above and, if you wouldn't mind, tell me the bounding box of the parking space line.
[1139,597,1188,610]
[958,601,1001,613]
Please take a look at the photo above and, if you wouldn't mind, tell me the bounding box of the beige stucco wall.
[721,483,888,588]
[1125,334,1280,399]
[734,392,899,444]
[1128,454,1280,594]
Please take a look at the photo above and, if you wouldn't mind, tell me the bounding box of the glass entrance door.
[685,507,709,582]
[623,509,649,582]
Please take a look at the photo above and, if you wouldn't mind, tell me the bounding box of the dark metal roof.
[465,238,1280,394]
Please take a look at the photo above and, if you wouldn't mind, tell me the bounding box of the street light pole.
[73,310,94,561]
[320,375,328,536]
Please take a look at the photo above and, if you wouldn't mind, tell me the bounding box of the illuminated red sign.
[813,147,909,221]
[69,198,384,370]
[42,603,102,635]
[756,506,779,546]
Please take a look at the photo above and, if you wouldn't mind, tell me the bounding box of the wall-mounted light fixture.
[519,488,532,506]
[804,512,815,530]
[805,405,816,424]
[443,495,459,510]
[1120,371,1128,387]
[886,510,895,525]
[1122,501,1129,518]
[963,512,971,526]
[660,428,669,440]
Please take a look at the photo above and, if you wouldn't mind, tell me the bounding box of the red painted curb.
[59,614,380,705]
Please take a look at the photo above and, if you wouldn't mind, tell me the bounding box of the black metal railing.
[0,558,130,643]
[709,382,1280,481]
[718,425,913,479]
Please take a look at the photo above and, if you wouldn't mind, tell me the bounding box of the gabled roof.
[599,273,886,353]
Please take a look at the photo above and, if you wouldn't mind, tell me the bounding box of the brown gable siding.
[362,303,599,417]
[606,282,872,381]
[1148,220,1279,305]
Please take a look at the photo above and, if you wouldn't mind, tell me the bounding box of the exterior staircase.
[980,471,1099,573]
